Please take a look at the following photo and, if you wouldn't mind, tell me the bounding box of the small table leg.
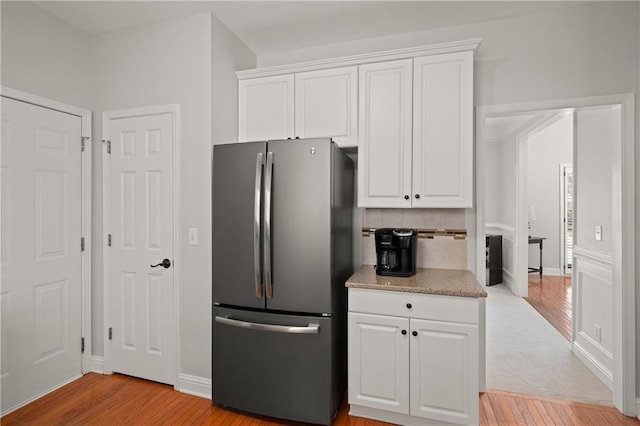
[539,239,543,276]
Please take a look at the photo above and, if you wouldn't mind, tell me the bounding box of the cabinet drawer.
[348,288,479,324]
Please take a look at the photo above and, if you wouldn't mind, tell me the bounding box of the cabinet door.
[358,59,413,208]
[295,66,357,148]
[409,318,479,425]
[412,51,473,207]
[348,313,409,414]
[238,75,294,142]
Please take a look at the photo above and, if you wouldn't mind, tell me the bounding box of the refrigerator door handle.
[254,152,264,298]
[264,151,274,298]
[215,316,320,335]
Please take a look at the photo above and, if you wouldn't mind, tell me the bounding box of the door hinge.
[102,139,111,154]
[81,136,89,152]
[108,327,113,340]
[81,237,85,251]
[81,337,85,353]
[107,234,112,247]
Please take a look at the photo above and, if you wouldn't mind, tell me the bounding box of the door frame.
[475,93,636,416]
[0,86,93,374]
[102,104,181,386]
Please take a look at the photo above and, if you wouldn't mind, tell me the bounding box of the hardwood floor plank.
[523,397,548,425]
[513,395,536,425]
[532,399,557,425]
[480,393,499,426]
[505,395,527,425]
[3,373,639,426]
[525,275,572,340]
[487,393,509,424]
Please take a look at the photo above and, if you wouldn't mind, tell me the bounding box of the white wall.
[0,1,92,109]
[574,107,618,254]
[211,14,256,146]
[259,3,639,107]
[527,113,573,273]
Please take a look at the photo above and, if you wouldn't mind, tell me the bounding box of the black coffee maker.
[374,228,418,277]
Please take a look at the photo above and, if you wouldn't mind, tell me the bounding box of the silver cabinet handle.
[215,316,319,335]
[263,151,274,299]
[254,152,264,298]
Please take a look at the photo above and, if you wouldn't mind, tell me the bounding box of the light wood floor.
[3,373,638,425]
[525,274,572,340]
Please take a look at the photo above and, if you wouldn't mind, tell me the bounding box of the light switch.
[595,225,602,241]
[188,227,199,246]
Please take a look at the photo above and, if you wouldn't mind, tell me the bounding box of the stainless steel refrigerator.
[212,138,353,425]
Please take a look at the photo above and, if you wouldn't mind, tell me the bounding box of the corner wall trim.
[176,374,211,399]
[91,356,105,374]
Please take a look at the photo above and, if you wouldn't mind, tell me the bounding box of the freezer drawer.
[212,306,342,425]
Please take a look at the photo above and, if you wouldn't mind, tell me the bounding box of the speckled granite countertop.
[346,265,487,298]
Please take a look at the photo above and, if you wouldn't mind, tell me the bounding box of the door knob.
[151,258,171,269]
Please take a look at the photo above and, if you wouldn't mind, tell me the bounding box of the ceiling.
[33,1,586,56]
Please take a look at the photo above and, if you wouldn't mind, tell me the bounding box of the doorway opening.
[475,94,635,416]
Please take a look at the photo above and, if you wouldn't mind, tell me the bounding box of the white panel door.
[357,59,413,208]
[238,75,294,142]
[413,51,473,208]
[410,318,479,425]
[295,66,358,147]
[0,97,82,414]
[348,312,409,414]
[108,111,174,385]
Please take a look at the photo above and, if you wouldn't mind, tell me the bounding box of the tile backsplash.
[361,208,468,270]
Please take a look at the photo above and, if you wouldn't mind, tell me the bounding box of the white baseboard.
[176,373,211,399]
[540,267,563,276]
[91,356,105,373]
[637,398,640,420]
[501,269,516,294]
[572,341,613,391]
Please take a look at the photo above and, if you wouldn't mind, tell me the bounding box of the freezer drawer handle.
[215,316,320,335]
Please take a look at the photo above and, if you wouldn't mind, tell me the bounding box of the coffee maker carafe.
[374,228,418,277]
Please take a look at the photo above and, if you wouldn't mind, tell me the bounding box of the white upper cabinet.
[412,51,474,207]
[357,59,413,208]
[358,52,474,208]
[238,66,357,147]
[237,39,479,208]
[238,74,294,142]
[295,66,358,147]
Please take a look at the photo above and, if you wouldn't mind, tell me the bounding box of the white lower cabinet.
[348,289,480,426]
[348,313,410,414]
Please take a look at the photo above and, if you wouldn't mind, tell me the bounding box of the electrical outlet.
[594,324,602,343]
[188,227,199,246]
